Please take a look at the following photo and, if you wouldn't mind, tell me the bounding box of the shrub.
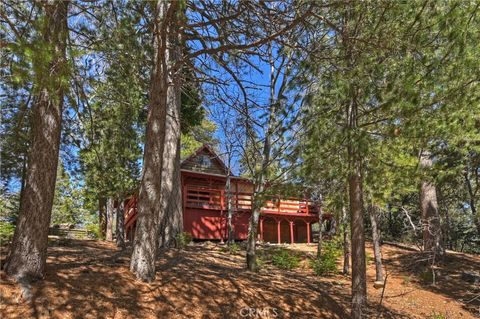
[0,222,15,244]
[176,232,192,249]
[420,270,434,283]
[85,223,101,239]
[402,275,412,285]
[271,248,300,270]
[429,311,446,319]
[311,240,342,275]
[221,243,241,254]
[366,251,374,265]
[256,255,266,269]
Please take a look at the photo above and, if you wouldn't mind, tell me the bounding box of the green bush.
[366,251,374,265]
[420,270,434,283]
[256,255,266,269]
[0,222,15,244]
[85,223,101,239]
[176,232,192,249]
[271,248,300,270]
[429,311,446,319]
[221,243,241,254]
[311,240,342,275]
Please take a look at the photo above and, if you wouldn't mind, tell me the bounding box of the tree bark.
[106,197,114,241]
[116,198,126,249]
[246,188,264,271]
[226,174,234,244]
[437,187,452,250]
[369,204,384,282]
[246,44,276,271]
[465,169,480,236]
[130,0,180,282]
[419,150,444,256]
[158,134,183,248]
[317,200,323,259]
[4,0,69,280]
[342,205,351,275]
[349,172,367,319]
[342,7,367,316]
[99,197,107,239]
[157,3,183,249]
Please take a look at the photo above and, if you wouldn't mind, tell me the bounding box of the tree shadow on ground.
[1,240,423,318]
[1,240,142,319]
[384,247,480,316]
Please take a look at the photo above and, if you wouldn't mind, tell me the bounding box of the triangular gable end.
[181,144,229,175]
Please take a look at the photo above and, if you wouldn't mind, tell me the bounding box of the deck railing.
[125,186,319,223]
[184,186,318,215]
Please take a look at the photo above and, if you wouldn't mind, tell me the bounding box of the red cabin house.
[124,145,330,244]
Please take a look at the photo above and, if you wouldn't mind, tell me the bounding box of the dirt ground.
[0,239,479,319]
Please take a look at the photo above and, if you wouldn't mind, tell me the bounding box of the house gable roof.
[181,144,230,176]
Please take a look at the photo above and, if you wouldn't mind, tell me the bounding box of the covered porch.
[259,215,320,244]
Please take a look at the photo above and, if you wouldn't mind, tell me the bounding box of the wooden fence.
[49,227,89,239]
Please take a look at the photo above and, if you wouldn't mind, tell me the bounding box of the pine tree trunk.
[106,197,114,241]
[437,187,452,250]
[246,45,276,271]
[99,197,107,239]
[4,0,69,280]
[343,8,367,316]
[342,205,351,275]
[157,5,183,249]
[317,202,323,259]
[246,189,263,271]
[419,151,444,256]
[226,174,234,245]
[465,169,480,236]
[130,0,180,282]
[116,198,126,249]
[349,171,367,319]
[158,134,183,248]
[369,205,384,282]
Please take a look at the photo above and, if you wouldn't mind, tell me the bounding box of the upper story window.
[198,155,211,167]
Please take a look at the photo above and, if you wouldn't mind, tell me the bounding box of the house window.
[198,155,211,167]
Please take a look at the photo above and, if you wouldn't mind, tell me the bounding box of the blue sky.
[1,2,298,193]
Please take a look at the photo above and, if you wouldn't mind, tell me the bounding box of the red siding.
[183,208,251,240]
[124,145,326,243]
[233,211,251,240]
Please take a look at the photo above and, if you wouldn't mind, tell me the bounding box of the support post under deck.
[259,218,264,241]
[277,220,281,244]
[289,221,294,244]
[306,222,311,244]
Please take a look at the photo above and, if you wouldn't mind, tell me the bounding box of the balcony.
[184,186,319,216]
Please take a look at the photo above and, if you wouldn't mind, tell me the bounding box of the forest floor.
[0,239,479,319]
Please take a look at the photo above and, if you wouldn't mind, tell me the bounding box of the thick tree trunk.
[342,205,351,275]
[99,197,107,239]
[343,8,367,316]
[116,198,126,249]
[369,204,384,282]
[157,5,183,249]
[437,187,452,250]
[419,151,444,256]
[106,197,114,241]
[349,172,367,319]
[130,0,180,282]
[158,134,183,248]
[4,0,69,280]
